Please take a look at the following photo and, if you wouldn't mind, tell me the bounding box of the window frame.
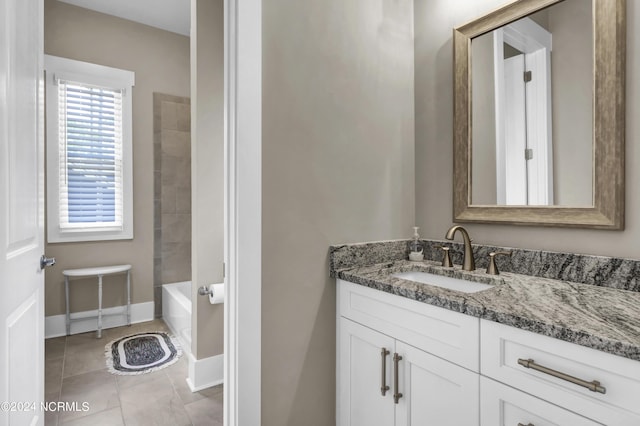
[45,55,135,243]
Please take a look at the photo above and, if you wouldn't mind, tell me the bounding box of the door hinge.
[525,148,534,160]
[524,71,532,82]
[223,262,226,278]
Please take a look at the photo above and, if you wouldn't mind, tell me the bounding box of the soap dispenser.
[408,226,424,261]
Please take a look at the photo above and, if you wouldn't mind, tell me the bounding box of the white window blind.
[45,55,135,243]
[57,80,124,229]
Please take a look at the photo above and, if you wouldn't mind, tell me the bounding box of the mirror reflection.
[470,0,593,206]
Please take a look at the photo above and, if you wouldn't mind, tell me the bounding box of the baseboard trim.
[186,352,224,392]
[45,301,155,338]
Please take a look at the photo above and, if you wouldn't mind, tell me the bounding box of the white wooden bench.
[63,264,132,338]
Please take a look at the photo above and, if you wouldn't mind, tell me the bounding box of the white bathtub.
[162,281,192,356]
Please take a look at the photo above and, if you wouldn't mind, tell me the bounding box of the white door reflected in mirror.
[470,0,593,207]
[495,18,553,206]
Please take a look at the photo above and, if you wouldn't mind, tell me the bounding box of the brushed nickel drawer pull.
[517,423,534,426]
[393,353,403,404]
[380,348,390,396]
[517,358,606,394]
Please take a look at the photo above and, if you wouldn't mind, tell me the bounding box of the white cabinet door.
[395,341,479,426]
[480,376,602,426]
[339,318,395,426]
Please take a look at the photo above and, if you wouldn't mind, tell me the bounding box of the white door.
[503,54,528,206]
[523,47,554,206]
[494,18,554,206]
[338,318,395,426]
[395,341,479,426]
[0,0,46,425]
[503,51,553,206]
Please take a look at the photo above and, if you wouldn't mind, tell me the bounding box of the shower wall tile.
[153,257,162,287]
[161,214,191,243]
[161,242,191,285]
[153,199,161,224]
[175,186,191,214]
[154,171,162,197]
[161,130,190,158]
[154,230,162,257]
[153,145,161,172]
[153,105,162,133]
[177,104,191,131]
[160,101,178,130]
[175,157,191,188]
[154,93,191,314]
[161,185,177,214]
[161,153,178,185]
[154,287,163,318]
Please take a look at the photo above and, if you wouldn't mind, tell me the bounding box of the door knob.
[40,255,56,270]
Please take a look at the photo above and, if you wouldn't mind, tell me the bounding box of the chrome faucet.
[445,225,475,271]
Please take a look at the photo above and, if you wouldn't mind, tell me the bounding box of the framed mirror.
[453,0,625,229]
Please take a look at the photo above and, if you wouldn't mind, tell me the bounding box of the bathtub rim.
[162,281,192,314]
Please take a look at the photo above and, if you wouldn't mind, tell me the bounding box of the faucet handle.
[486,251,512,275]
[435,245,453,268]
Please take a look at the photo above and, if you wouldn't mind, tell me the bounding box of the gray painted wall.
[262,0,415,424]
[550,0,593,206]
[471,32,497,205]
[191,0,224,359]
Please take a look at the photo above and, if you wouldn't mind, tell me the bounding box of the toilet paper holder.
[197,285,212,296]
[197,283,225,304]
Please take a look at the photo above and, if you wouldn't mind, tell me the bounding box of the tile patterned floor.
[45,319,223,426]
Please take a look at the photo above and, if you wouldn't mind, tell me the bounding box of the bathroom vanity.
[332,0,634,422]
[331,241,640,426]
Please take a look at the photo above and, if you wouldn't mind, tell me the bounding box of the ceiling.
[58,0,190,36]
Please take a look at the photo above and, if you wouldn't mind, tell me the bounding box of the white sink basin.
[391,271,493,293]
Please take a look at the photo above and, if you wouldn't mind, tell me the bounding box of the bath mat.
[105,331,182,375]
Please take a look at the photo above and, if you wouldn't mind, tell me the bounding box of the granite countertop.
[335,259,640,361]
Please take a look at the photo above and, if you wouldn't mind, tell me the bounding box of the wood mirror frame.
[453,0,625,229]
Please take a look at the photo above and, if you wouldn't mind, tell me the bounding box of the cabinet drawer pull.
[380,348,390,396]
[393,353,403,404]
[517,358,606,394]
[517,423,534,426]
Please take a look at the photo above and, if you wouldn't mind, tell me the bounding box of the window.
[45,55,135,243]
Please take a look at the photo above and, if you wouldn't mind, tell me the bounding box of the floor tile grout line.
[51,337,66,426]
[49,336,66,426]
[58,336,67,395]
[61,366,109,381]
[113,366,127,426]
[164,366,195,425]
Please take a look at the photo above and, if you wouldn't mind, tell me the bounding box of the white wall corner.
[187,352,224,392]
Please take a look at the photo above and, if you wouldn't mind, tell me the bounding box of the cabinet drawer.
[338,279,479,371]
[481,320,640,424]
[480,376,600,426]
